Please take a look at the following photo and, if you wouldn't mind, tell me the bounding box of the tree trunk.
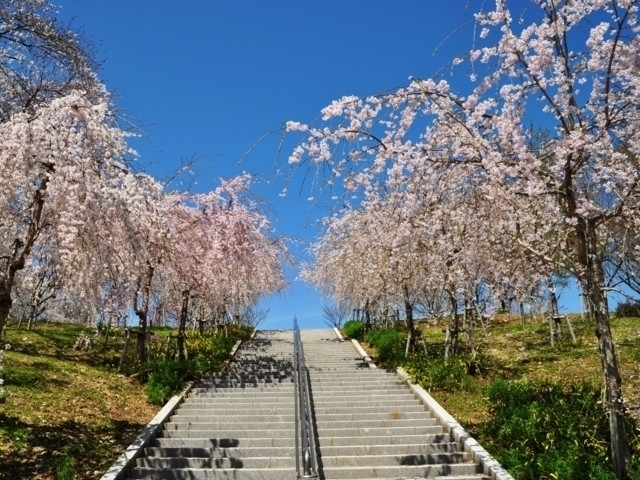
[176,289,189,361]
[577,219,629,479]
[548,279,559,317]
[403,284,416,354]
[444,290,459,360]
[364,300,372,333]
[134,263,155,365]
[0,177,49,337]
[0,290,12,337]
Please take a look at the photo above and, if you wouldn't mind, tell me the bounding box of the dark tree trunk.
[577,219,629,479]
[444,290,459,360]
[176,289,189,361]
[0,177,49,337]
[548,279,559,317]
[134,263,155,365]
[364,300,372,333]
[0,290,12,339]
[403,284,416,353]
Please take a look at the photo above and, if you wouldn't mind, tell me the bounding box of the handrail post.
[293,317,318,479]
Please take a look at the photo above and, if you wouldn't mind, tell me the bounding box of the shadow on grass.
[0,413,146,480]
[4,361,71,391]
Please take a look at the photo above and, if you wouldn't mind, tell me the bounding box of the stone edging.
[395,367,514,480]
[99,382,194,480]
[332,327,377,369]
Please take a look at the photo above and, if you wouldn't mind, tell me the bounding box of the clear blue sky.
[55,1,583,329]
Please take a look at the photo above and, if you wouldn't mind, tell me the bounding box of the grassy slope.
[418,315,640,432]
[2,316,638,479]
[0,322,159,480]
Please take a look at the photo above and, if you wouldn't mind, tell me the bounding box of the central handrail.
[293,317,318,478]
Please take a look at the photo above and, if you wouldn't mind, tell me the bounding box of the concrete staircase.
[116,328,504,480]
[125,330,297,480]
[301,329,491,480]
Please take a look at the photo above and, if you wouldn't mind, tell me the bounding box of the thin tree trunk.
[445,290,459,360]
[134,263,155,365]
[403,284,416,354]
[176,289,189,361]
[579,222,629,479]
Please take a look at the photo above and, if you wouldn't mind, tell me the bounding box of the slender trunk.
[578,219,629,479]
[548,280,559,317]
[448,291,459,358]
[176,289,189,361]
[134,263,155,365]
[364,300,371,333]
[403,284,416,354]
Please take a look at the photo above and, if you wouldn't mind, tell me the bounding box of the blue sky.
[55,1,583,328]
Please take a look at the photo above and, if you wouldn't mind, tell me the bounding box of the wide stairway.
[301,329,489,480]
[123,329,495,479]
[126,330,297,479]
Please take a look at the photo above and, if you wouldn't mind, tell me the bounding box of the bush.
[403,355,476,392]
[343,320,365,340]
[615,300,640,318]
[187,334,236,374]
[146,359,195,405]
[144,326,252,404]
[365,327,406,365]
[480,379,640,480]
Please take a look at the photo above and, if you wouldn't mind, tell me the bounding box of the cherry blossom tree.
[0,0,104,118]
[163,175,287,359]
[289,1,639,476]
[0,91,131,334]
[0,0,132,333]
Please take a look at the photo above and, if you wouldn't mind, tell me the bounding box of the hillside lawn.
[0,314,638,479]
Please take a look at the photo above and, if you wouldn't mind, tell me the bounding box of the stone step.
[154,437,297,449]
[315,417,437,429]
[127,466,295,480]
[318,442,462,456]
[162,421,294,431]
[313,404,427,415]
[182,398,294,405]
[159,428,297,439]
[170,414,295,423]
[315,433,452,447]
[312,398,422,407]
[319,461,483,478]
[136,455,293,469]
[176,406,295,414]
[144,446,296,458]
[318,451,471,467]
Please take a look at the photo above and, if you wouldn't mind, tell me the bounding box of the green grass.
[357,314,640,479]
[0,319,249,480]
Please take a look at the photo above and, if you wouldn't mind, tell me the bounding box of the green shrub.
[615,301,640,318]
[480,379,639,480]
[403,355,476,392]
[365,327,406,365]
[343,320,365,340]
[187,334,236,374]
[144,327,251,404]
[145,359,195,405]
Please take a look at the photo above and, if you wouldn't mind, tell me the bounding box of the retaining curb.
[99,382,193,480]
[396,367,514,480]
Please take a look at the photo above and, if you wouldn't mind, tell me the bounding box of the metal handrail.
[293,317,318,478]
